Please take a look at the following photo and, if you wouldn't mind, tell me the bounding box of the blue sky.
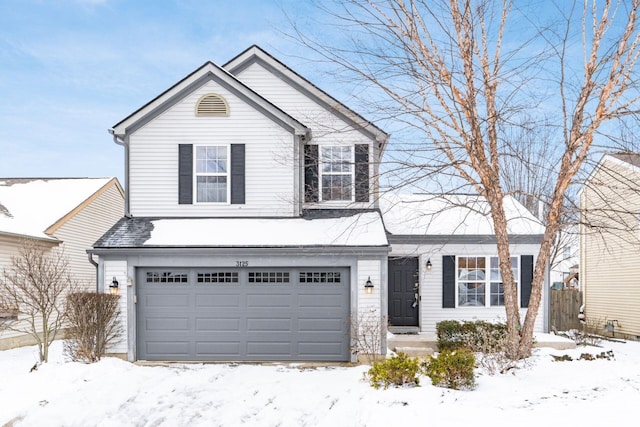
[0,0,323,183]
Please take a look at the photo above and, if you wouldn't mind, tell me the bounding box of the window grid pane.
[299,272,341,284]
[320,146,353,201]
[248,272,290,284]
[489,256,518,307]
[195,145,228,203]
[146,271,189,284]
[196,272,238,284]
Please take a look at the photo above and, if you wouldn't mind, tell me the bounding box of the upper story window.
[320,146,353,201]
[195,145,229,203]
[457,256,518,307]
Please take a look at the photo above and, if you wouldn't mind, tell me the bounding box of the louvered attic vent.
[195,94,229,116]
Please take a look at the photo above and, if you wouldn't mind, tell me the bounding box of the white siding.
[234,62,377,209]
[391,243,545,334]
[356,259,383,353]
[104,260,128,354]
[581,157,640,339]
[51,182,124,290]
[128,80,297,217]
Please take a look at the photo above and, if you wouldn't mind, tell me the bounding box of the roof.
[94,212,388,248]
[608,152,640,169]
[0,178,120,241]
[224,45,389,151]
[380,193,545,238]
[110,60,309,138]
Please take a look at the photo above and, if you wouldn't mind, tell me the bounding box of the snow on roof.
[144,212,388,247]
[0,178,113,240]
[380,193,545,236]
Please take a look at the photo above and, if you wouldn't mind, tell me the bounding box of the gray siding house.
[92,46,547,363]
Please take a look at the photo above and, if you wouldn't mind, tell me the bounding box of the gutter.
[109,129,131,217]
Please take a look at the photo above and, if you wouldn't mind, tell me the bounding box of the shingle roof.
[608,152,640,168]
[93,213,388,248]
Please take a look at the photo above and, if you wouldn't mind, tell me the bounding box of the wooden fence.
[550,289,583,332]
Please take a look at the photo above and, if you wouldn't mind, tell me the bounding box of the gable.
[111,62,309,139]
[224,46,388,151]
[0,178,118,241]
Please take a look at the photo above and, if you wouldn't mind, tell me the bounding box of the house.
[580,153,640,339]
[0,177,124,349]
[91,45,548,363]
[380,193,547,334]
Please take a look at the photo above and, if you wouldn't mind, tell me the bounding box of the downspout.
[109,129,131,218]
[87,251,100,292]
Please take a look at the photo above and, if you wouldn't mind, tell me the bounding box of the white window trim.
[318,145,355,202]
[193,144,231,204]
[455,255,520,308]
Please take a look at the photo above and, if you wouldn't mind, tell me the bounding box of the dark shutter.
[230,144,245,204]
[442,255,456,308]
[354,144,370,202]
[304,144,319,203]
[520,255,534,308]
[178,144,193,205]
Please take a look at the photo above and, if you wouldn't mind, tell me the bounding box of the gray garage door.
[136,267,350,361]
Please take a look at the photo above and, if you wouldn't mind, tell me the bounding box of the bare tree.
[292,0,640,358]
[0,240,74,362]
[64,292,122,363]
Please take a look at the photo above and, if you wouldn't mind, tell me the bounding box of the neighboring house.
[550,225,580,290]
[0,177,124,349]
[380,193,547,334]
[580,153,640,339]
[91,45,548,363]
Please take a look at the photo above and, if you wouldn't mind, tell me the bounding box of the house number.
[236,261,249,267]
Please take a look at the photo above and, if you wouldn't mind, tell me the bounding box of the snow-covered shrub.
[424,349,476,390]
[64,292,122,363]
[366,352,421,389]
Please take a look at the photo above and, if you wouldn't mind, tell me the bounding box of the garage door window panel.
[299,271,342,284]
[146,271,189,284]
[248,271,290,284]
[197,272,239,284]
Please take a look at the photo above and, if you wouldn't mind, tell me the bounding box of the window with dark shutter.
[520,255,534,308]
[442,255,456,308]
[304,144,319,203]
[178,144,193,204]
[354,144,370,202]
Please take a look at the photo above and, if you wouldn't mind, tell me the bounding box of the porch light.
[110,277,119,295]
[364,277,374,294]
[426,259,432,271]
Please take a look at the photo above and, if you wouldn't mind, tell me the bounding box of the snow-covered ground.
[1,337,638,427]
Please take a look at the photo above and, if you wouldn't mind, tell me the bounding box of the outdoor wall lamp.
[364,277,374,294]
[110,277,119,295]
[426,259,432,271]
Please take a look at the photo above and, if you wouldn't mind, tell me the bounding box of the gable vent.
[195,94,229,116]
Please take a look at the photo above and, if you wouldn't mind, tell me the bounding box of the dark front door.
[388,257,419,327]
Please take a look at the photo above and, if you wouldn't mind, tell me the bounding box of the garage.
[136,267,351,361]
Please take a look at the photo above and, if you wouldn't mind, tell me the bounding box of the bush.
[436,320,507,353]
[64,292,122,363]
[424,349,476,390]
[367,352,421,389]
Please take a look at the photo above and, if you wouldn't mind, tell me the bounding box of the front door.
[388,257,419,327]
